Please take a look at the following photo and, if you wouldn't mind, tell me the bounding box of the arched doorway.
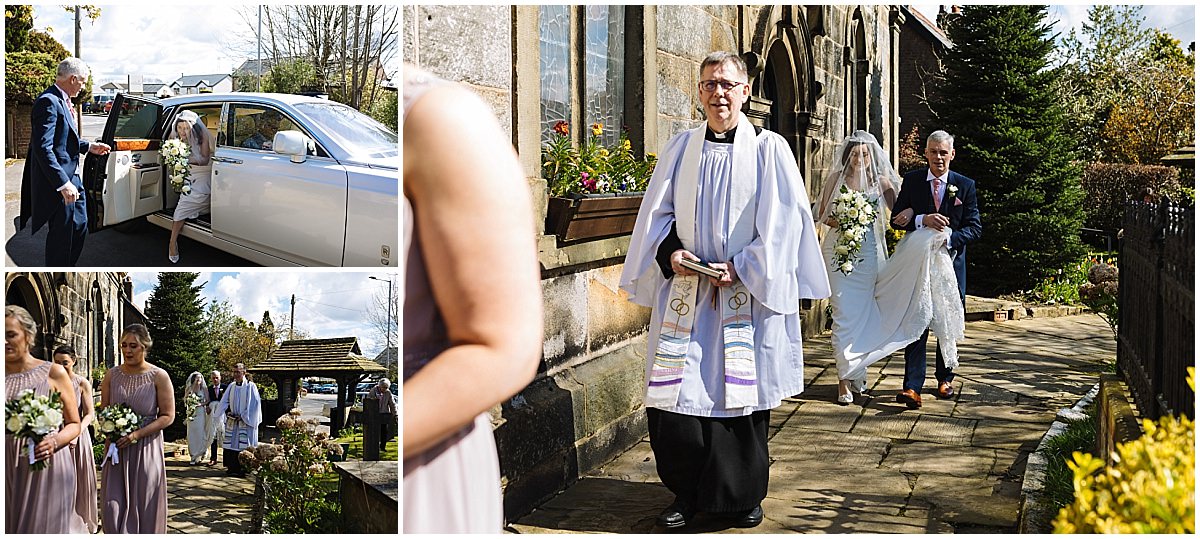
[747,6,819,194]
[5,273,54,359]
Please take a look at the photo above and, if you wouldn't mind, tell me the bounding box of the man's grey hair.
[700,51,748,81]
[927,130,954,149]
[56,57,88,79]
[211,370,221,377]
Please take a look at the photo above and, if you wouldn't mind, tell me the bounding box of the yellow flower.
[598,148,609,158]
[591,123,603,137]
[622,139,631,151]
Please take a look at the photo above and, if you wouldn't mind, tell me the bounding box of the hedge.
[1080,162,1181,233]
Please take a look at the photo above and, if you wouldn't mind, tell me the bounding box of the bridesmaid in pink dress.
[5,305,86,534]
[402,65,543,533]
[52,345,99,533]
[99,324,174,534]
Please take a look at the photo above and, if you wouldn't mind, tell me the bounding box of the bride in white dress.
[166,110,214,263]
[183,372,215,465]
[814,131,964,405]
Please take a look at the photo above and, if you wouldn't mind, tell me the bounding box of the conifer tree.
[931,5,1086,295]
[144,272,213,431]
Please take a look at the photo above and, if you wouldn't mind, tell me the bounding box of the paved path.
[163,449,257,533]
[510,314,1115,534]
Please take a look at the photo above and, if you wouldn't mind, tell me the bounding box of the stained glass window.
[539,5,571,145]
[583,5,625,147]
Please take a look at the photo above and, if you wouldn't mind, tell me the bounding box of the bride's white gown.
[822,223,965,383]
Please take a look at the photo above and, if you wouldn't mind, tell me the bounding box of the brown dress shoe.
[896,389,922,409]
[936,381,955,399]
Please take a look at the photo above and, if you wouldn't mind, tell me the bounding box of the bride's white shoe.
[169,243,180,264]
[836,380,854,405]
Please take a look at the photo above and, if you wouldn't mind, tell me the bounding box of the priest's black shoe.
[732,505,764,528]
[656,500,694,529]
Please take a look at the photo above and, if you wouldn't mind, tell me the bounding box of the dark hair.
[840,140,869,165]
[53,345,77,358]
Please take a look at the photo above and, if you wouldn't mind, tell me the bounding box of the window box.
[545,191,643,245]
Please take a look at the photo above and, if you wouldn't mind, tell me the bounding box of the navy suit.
[19,85,91,266]
[891,168,982,392]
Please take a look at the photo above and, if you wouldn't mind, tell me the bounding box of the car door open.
[83,93,165,230]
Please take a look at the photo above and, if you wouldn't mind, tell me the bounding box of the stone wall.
[4,272,132,380]
[6,104,34,159]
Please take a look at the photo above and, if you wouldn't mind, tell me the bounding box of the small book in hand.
[679,258,726,279]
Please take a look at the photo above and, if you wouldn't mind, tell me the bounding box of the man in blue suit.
[18,57,110,266]
[889,130,982,409]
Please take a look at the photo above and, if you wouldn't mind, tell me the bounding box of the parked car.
[82,92,398,267]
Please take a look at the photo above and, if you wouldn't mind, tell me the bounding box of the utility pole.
[256,5,263,92]
[369,275,394,372]
[74,6,82,126]
[289,294,295,340]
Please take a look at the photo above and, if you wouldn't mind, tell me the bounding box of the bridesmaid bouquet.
[830,186,877,275]
[184,393,202,422]
[161,138,192,194]
[97,404,140,465]
[4,389,65,471]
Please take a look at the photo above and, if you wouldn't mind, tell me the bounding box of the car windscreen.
[293,102,397,158]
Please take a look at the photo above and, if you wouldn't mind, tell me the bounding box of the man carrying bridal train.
[890,130,982,408]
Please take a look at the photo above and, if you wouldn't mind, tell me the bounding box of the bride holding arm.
[814,131,963,405]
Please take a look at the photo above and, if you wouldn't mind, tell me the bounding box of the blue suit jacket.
[19,85,90,234]
[891,168,983,298]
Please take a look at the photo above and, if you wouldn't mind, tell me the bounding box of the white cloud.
[910,5,1194,48]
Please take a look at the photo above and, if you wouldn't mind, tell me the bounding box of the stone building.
[897,5,952,158]
[405,4,908,519]
[5,272,145,380]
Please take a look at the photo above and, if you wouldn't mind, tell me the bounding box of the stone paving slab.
[509,315,1114,534]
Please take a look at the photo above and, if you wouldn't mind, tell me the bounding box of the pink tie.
[932,178,942,211]
[67,100,77,129]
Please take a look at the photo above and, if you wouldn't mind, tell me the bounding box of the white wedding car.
[82,92,398,266]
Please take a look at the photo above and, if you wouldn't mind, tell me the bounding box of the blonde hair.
[5,305,38,345]
[120,323,153,351]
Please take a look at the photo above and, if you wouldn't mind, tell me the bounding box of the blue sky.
[911,4,1195,48]
[129,271,397,357]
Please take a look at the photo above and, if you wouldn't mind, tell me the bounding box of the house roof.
[250,337,386,374]
[901,5,953,49]
[1160,146,1196,169]
[171,73,231,88]
[101,82,127,91]
[372,346,397,365]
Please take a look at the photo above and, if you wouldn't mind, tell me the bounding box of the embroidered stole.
[646,113,759,410]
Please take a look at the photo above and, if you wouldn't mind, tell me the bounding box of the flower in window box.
[590,123,603,137]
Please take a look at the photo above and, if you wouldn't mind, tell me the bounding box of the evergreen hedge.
[1080,162,1181,233]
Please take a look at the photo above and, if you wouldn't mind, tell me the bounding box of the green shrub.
[5,51,57,105]
[1080,162,1181,233]
[1053,368,1195,533]
[242,408,345,533]
[1078,258,1119,338]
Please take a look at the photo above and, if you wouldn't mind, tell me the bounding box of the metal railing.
[1117,197,1195,419]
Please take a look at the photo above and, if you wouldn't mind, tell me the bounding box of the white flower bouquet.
[161,138,192,194]
[830,186,878,275]
[184,392,202,423]
[97,403,140,465]
[4,389,65,471]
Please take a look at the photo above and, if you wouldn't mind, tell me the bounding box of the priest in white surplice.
[619,51,829,529]
[215,362,261,478]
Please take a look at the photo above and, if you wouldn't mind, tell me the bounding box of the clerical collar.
[235,380,244,386]
[706,126,737,144]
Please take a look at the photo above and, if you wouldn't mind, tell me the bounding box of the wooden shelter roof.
[250,337,386,374]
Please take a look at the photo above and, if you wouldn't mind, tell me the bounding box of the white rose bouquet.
[830,186,878,275]
[96,403,140,465]
[161,138,192,194]
[4,389,65,471]
[184,392,202,423]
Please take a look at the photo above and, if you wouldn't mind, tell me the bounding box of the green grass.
[1043,404,1099,511]
[335,429,398,461]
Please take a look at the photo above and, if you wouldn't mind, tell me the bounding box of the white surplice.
[620,125,830,418]
[216,381,261,451]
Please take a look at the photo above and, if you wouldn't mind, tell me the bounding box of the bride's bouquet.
[97,403,140,465]
[4,389,65,471]
[161,138,192,195]
[184,392,202,423]
[830,186,877,275]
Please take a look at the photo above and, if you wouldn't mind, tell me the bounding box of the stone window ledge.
[537,234,631,271]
